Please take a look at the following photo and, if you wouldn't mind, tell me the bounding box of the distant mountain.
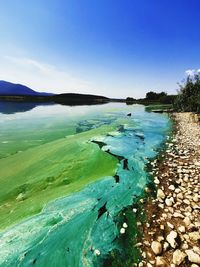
[0,80,109,106]
[0,80,53,96]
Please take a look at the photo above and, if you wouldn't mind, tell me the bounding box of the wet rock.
[120,228,125,234]
[16,193,26,201]
[94,249,100,256]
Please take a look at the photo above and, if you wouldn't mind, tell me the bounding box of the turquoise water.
[0,103,171,266]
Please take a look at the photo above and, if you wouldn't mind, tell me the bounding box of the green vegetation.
[174,74,200,113]
[126,91,176,106]
[138,91,176,105]
[125,97,136,104]
[0,125,118,230]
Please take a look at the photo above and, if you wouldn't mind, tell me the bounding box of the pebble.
[157,189,165,200]
[185,249,200,264]
[167,222,174,229]
[94,249,100,256]
[120,228,125,234]
[155,256,167,266]
[178,226,185,233]
[172,249,186,265]
[165,198,173,207]
[151,241,162,255]
[140,113,200,266]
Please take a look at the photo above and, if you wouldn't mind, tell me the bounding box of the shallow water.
[0,102,171,266]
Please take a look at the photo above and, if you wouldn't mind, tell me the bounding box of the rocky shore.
[138,112,200,267]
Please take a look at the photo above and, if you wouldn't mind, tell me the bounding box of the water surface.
[0,102,171,266]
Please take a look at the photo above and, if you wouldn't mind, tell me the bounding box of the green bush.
[174,74,200,113]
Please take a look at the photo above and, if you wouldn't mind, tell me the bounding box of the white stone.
[123,222,128,228]
[166,231,178,248]
[193,195,199,202]
[151,241,162,255]
[178,226,185,233]
[156,256,167,266]
[177,192,183,199]
[183,199,190,205]
[173,212,184,218]
[165,198,173,207]
[184,217,191,226]
[172,250,186,265]
[163,242,169,251]
[169,185,175,190]
[167,222,174,229]
[120,228,125,234]
[94,249,100,256]
[189,231,200,242]
[185,249,200,264]
[157,189,165,199]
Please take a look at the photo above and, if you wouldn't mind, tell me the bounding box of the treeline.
[126,92,176,105]
[174,73,200,113]
[126,73,200,114]
[145,91,175,104]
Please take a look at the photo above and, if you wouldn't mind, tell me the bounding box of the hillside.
[0,81,109,105]
[0,80,53,96]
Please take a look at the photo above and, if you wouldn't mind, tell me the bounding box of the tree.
[174,74,200,113]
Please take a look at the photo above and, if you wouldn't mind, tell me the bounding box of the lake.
[0,102,171,266]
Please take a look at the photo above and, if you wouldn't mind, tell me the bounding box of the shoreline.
[138,112,200,266]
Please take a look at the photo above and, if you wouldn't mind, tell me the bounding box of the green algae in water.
[0,103,171,266]
[0,125,118,229]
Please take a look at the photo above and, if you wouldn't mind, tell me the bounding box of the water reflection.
[0,101,54,114]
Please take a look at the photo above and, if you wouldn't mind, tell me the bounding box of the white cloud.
[185,69,196,77]
[0,56,96,94]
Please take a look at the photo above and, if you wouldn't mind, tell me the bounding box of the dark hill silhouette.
[0,81,109,105]
[0,80,53,96]
[54,93,109,105]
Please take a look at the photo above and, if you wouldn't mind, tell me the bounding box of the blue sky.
[0,0,200,98]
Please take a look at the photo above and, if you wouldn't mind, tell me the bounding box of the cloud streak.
[1,56,96,94]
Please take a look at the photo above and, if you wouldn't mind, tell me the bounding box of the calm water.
[0,102,171,267]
